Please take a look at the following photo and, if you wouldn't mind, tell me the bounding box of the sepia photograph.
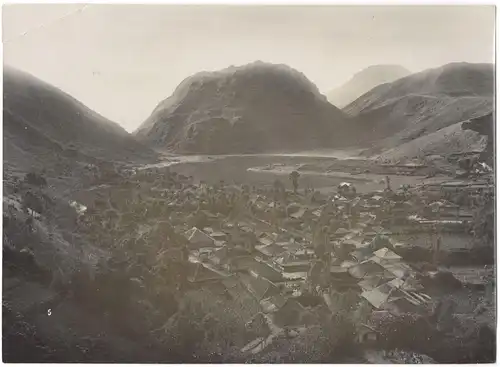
[2,3,496,363]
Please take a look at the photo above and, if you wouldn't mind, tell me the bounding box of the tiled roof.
[187,262,229,283]
[255,243,286,258]
[185,227,215,248]
[239,273,280,301]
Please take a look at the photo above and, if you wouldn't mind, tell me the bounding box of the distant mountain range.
[4,61,494,168]
[135,61,494,161]
[326,65,411,108]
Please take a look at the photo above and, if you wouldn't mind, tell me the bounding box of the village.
[35,156,490,363]
[2,149,495,362]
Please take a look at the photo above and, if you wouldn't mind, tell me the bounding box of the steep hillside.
[376,121,487,162]
[345,63,494,157]
[3,66,157,173]
[326,65,411,108]
[462,112,494,166]
[134,62,353,154]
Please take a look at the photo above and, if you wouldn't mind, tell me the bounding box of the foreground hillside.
[134,62,354,154]
[3,66,157,174]
[326,65,411,108]
[344,62,494,160]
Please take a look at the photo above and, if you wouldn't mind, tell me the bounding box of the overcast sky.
[3,5,495,132]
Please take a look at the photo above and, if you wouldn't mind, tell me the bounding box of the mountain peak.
[135,62,350,154]
[327,64,411,108]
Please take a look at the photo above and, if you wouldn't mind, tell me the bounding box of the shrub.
[471,195,494,246]
[24,172,47,187]
[323,292,370,354]
[22,191,44,215]
[156,288,259,362]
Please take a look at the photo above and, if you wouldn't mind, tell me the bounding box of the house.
[278,241,302,253]
[239,272,281,301]
[360,276,430,313]
[373,247,402,261]
[348,260,394,281]
[184,227,215,249]
[358,276,388,292]
[239,223,255,234]
[255,243,286,259]
[343,234,367,248]
[376,259,413,279]
[381,292,430,316]
[209,247,229,266]
[334,228,351,239]
[203,227,215,234]
[350,247,374,263]
[253,200,268,212]
[260,293,287,313]
[312,209,322,218]
[370,194,384,203]
[229,256,259,272]
[210,246,251,267]
[220,275,250,301]
[281,270,308,281]
[281,260,311,273]
[290,207,308,220]
[258,236,275,247]
[187,262,230,283]
[294,248,315,259]
[361,283,394,309]
[210,231,228,242]
[247,260,285,283]
[329,265,358,289]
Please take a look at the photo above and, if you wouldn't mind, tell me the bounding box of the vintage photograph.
[2,4,496,363]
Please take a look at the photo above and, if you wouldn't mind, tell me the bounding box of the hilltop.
[134,62,353,154]
[326,64,411,108]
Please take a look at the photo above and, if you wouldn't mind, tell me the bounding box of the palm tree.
[289,171,300,194]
